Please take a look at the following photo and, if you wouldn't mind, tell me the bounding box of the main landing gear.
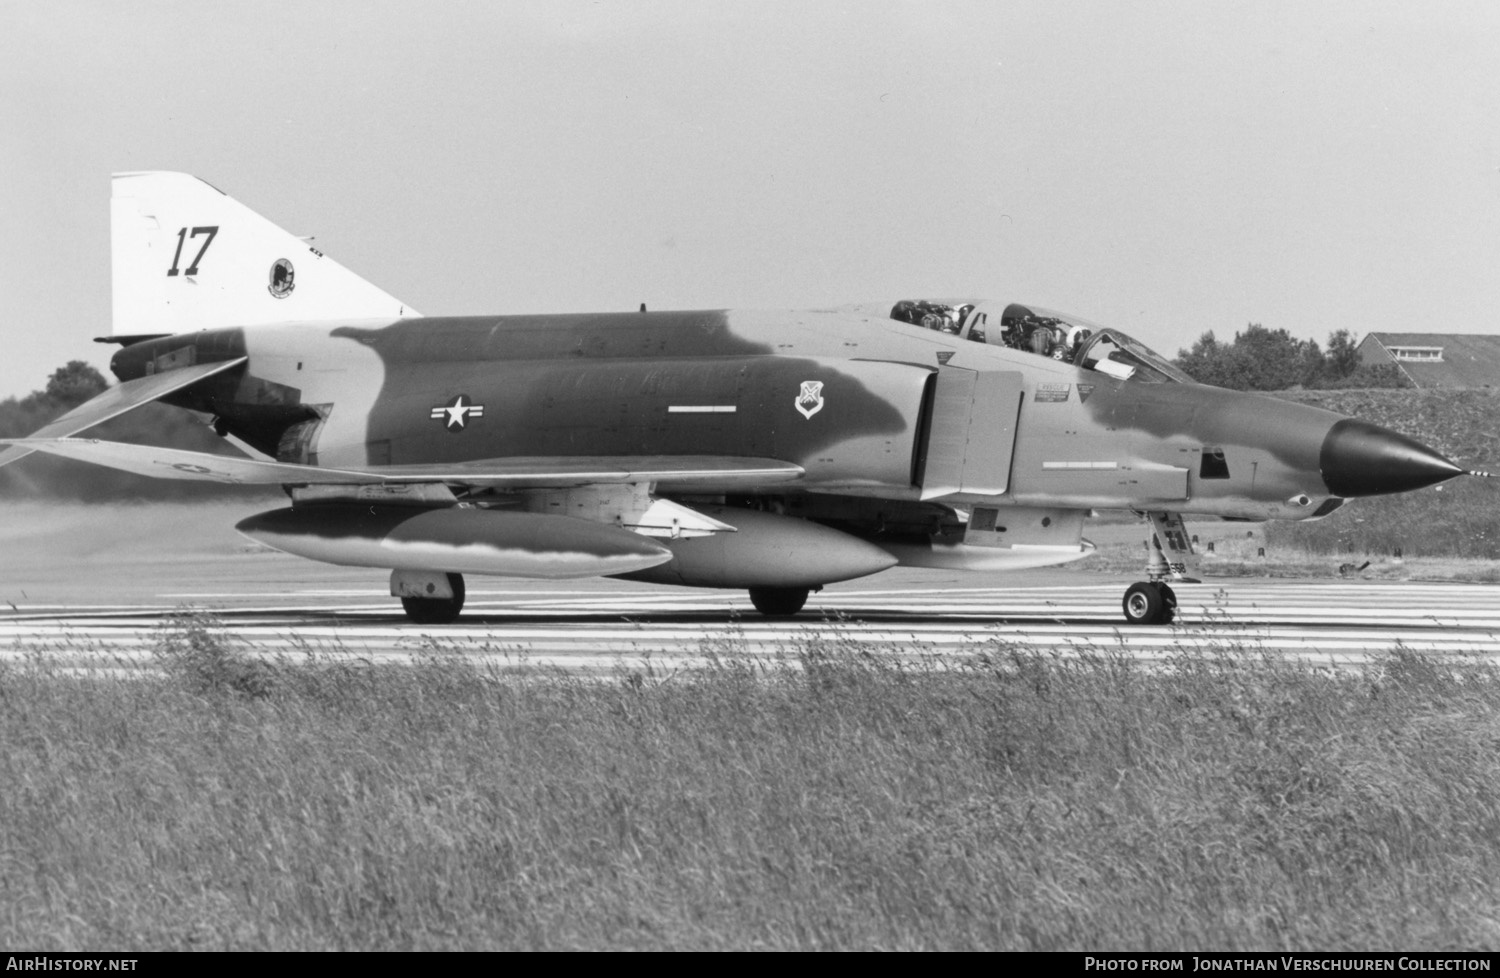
[1121,512,1198,626]
[393,570,466,624]
[748,586,811,617]
[389,575,819,624]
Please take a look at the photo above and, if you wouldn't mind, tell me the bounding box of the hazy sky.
[2,1,1498,398]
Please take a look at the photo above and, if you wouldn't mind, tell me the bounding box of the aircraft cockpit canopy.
[1074,327,1194,384]
[888,299,1192,384]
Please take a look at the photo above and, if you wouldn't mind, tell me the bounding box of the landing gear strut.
[1121,512,1196,626]
[748,586,811,617]
[396,571,466,624]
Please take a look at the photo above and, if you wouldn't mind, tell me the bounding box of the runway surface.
[4,576,1500,672]
[3,502,1497,672]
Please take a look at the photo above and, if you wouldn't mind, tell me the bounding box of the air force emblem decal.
[268,258,295,298]
[430,394,485,432]
[795,380,825,419]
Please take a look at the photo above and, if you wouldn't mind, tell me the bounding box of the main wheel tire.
[401,572,466,624]
[748,586,810,617]
[1122,581,1164,625]
[1155,582,1177,625]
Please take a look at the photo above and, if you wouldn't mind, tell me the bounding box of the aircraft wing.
[0,438,805,489]
[0,358,248,470]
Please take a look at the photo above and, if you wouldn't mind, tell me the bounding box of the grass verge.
[1075,537,1500,583]
[1268,388,1500,560]
[3,616,1500,949]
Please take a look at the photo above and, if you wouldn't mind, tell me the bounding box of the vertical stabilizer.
[111,171,419,335]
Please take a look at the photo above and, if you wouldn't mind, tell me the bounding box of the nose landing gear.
[1123,580,1177,625]
[1122,512,1197,625]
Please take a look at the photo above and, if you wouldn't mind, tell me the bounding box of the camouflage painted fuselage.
[109,305,1367,526]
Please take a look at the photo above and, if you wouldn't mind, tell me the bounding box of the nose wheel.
[1122,581,1176,625]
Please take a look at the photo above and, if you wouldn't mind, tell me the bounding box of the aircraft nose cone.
[1320,419,1462,497]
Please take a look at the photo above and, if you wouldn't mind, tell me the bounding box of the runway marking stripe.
[5,582,1500,669]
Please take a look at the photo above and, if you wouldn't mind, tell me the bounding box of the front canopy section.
[887,299,1193,384]
[1073,327,1195,384]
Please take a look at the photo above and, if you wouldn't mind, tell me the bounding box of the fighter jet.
[0,172,1467,624]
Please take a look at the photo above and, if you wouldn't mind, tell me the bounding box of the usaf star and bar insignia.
[430,394,485,432]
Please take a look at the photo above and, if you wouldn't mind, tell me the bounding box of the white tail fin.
[110,171,419,335]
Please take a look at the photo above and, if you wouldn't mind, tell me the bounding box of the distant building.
[1356,333,1500,388]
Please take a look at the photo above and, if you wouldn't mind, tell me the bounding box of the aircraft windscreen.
[1074,329,1195,384]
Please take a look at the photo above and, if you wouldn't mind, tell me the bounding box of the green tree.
[1323,329,1361,381]
[43,361,109,407]
[1174,331,1229,387]
[1175,325,1405,391]
[1232,324,1320,390]
[1174,323,1319,390]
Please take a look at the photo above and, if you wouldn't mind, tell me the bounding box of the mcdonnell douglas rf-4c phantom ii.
[0,173,1472,624]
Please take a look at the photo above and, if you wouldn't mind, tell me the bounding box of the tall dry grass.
[2,617,1499,949]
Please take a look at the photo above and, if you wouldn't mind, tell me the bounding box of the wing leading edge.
[0,438,805,490]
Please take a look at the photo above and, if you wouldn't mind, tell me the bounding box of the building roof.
[1358,333,1500,388]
